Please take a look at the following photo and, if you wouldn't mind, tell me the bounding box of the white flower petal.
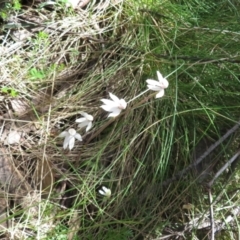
[101,93,127,117]
[108,108,121,117]
[86,114,93,121]
[156,89,165,98]
[99,189,105,195]
[99,186,111,197]
[146,79,161,86]
[80,112,93,121]
[157,71,169,88]
[105,190,111,197]
[75,117,86,123]
[60,128,81,150]
[147,85,161,91]
[85,122,92,132]
[98,186,112,197]
[59,131,68,138]
[80,112,88,117]
[100,104,115,112]
[63,135,71,149]
[77,121,88,128]
[157,71,164,81]
[74,133,82,141]
[68,136,75,150]
[100,99,118,108]
[119,99,127,109]
[160,78,169,88]
[109,92,120,103]
[76,112,93,132]
[68,128,76,136]
[102,186,108,192]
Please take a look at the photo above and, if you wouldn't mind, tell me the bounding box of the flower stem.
[127,89,149,104]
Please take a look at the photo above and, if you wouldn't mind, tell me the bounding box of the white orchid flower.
[59,128,82,150]
[146,70,169,98]
[100,92,127,118]
[75,112,93,132]
[99,186,111,197]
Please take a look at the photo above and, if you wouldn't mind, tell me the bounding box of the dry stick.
[206,150,240,240]
[215,206,240,233]
[207,150,240,188]
[208,189,215,240]
[162,119,240,187]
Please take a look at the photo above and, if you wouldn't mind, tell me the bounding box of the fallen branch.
[207,150,240,188]
[208,188,215,240]
[162,119,240,187]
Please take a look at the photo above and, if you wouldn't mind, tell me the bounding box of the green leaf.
[29,68,46,80]
[1,86,18,97]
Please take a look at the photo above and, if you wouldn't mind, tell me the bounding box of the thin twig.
[162,119,240,186]
[215,206,240,233]
[208,189,215,240]
[207,150,240,188]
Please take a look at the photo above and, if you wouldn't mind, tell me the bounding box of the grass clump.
[0,0,240,239]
